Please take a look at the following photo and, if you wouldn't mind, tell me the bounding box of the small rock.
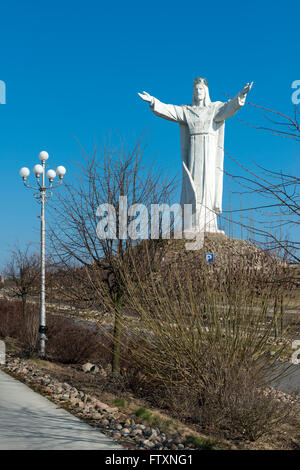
[42,378,51,385]
[143,427,153,437]
[136,424,146,430]
[121,428,130,435]
[82,363,99,373]
[105,406,118,414]
[82,362,94,373]
[94,400,109,411]
[140,439,155,448]
[131,429,143,436]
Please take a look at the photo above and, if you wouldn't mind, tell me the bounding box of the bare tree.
[4,245,40,316]
[49,136,175,373]
[221,103,300,262]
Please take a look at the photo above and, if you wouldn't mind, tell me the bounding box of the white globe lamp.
[46,169,56,182]
[33,164,44,177]
[38,151,49,162]
[19,167,30,180]
[56,166,66,179]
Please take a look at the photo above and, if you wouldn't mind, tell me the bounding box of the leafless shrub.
[0,299,22,338]
[0,299,39,356]
[215,368,292,441]
[115,238,294,440]
[0,299,107,363]
[46,316,102,364]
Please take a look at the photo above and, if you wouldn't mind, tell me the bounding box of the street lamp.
[19,151,66,358]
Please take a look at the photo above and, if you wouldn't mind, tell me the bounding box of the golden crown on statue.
[194,76,208,86]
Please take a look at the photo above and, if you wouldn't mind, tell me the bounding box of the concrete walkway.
[0,370,123,450]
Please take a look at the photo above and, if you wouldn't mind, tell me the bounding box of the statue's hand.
[138,91,153,103]
[240,81,253,96]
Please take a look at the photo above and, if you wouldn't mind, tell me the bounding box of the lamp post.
[19,151,66,358]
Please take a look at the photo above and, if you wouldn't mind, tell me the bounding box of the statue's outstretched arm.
[214,82,253,122]
[138,91,185,123]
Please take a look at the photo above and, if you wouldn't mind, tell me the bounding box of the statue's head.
[192,77,211,106]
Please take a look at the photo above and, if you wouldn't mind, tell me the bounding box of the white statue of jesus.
[138,77,253,234]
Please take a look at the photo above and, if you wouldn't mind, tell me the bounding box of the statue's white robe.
[150,95,244,232]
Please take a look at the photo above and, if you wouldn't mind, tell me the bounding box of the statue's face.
[194,84,205,101]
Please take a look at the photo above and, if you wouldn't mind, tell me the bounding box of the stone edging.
[1,352,196,450]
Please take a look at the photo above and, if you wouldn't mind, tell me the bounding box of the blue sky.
[0,0,299,267]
